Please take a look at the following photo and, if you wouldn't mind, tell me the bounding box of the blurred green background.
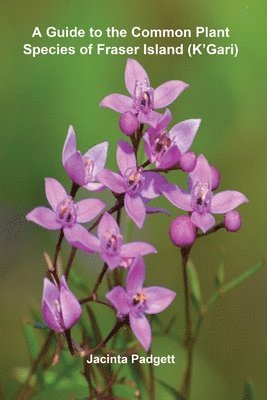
[1,0,266,399]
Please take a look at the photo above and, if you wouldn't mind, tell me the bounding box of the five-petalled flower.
[26,178,106,245]
[100,58,188,128]
[62,125,109,191]
[97,140,167,228]
[64,212,157,269]
[42,275,82,332]
[162,155,248,233]
[106,256,176,351]
[144,109,200,170]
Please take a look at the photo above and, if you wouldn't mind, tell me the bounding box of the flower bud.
[179,151,197,172]
[169,215,196,247]
[224,210,242,232]
[42,276,82,332]
[119,112,139,136]
[210,165,221,190]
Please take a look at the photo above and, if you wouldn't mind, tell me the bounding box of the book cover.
[1,1,266,399]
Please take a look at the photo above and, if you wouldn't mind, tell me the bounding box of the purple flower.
[97,140,167,228]
[64,212,157,270]
[106,256,176,351]
[42,275,82,332]
[162,155,248,233]
[144,109,201,170]
[26,178,105,244]
[62,125,108,191]
[100,58,188,128]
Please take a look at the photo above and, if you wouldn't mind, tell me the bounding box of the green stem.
[180,246,193,399]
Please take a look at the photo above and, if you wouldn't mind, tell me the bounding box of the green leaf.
[215,259,225,288]
[187,260,202,311]
[243,381,255,400]
[206,262,265,311]
[113,383,138,399]
[157,379,185,399]
[222,262,265,295]
[22,321,39,360]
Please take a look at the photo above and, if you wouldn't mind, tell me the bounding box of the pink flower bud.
[169,215,196,247]
[224,210,242,232]
[210,165,221,190]
[179,151,197,172]
[119,112,139,136]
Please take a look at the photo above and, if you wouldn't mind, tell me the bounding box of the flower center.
[152,131,172,162]
[100,230,122,256]
[56,196,77,228]
[132,292,146,306]
[133,79,154,113]
[124,167,144,196]
[83,157,95,184]
[131,292,147,315]
[191,182,212,213]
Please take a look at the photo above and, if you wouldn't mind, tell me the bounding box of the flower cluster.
[26,58,247,352]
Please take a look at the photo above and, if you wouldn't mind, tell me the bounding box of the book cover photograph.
[1,1,266,399]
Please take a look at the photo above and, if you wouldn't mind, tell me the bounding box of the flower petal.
[42,300,63,332]
[143,287,176,314]
[42,279,62,332]
[121,242,157,258]
[97,169,125,193]
[100,94,133,113]
[157,145,181,169]
[45,178,67,211]
[125,58,149,96]
[191,211,215,233]
[189,155,212,188]
[76,199,105,223]
[145,205,170,216]
[162,184,192,211]
[64,224,100,253]
[138,110,161,128]
[149,108,172,134]
[26,207,61,230]
[142,172,167,199]
[42,278,59,307]
[169,119,201,154]
[153,80,188,109]
[100,252,123,270]
[64,151,86,186]
[83,182,106,192]
[116,140,136,176]
[106,286,130,316]
[210,191,248,214]
[130,313,151,351]
[83,142,109,177]
[59,276,82,330]
[124,193,146,228]
[62,125,77,165]
[97,212,120,239]
[126,255,146,296]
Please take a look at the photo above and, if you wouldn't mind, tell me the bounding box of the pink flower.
[26,178,105,245]
[163,155,248,233]
[144,109,200,170]
[62,126,108,191]
[64,212,157,270]
[106,256,176,351]
[100,59,188,128]
[97,140,167,228]
[42,275,82,332]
